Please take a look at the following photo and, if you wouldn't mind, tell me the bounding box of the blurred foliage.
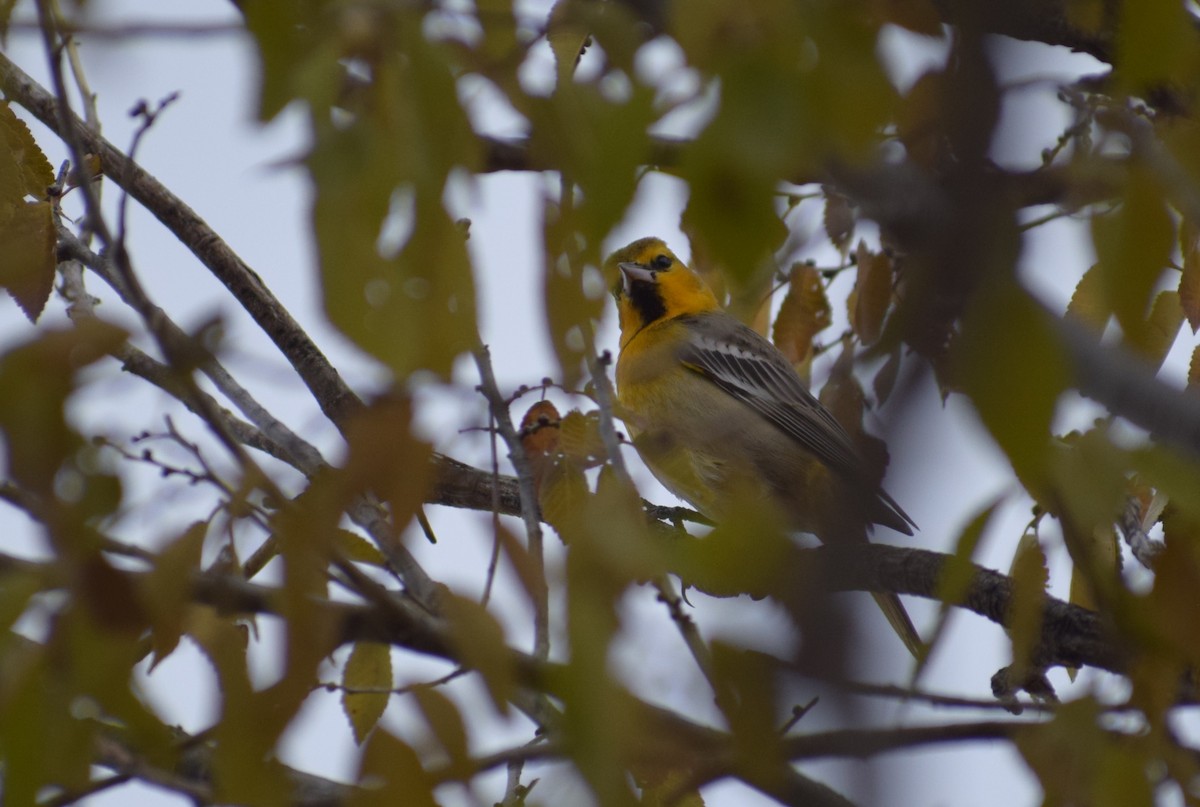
[4,0,1200,805]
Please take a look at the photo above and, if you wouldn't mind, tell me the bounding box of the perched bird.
[608,236,922,656]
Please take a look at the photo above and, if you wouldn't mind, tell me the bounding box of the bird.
[608,236,922,657]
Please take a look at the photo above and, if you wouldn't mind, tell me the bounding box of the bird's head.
[606,237,720,346]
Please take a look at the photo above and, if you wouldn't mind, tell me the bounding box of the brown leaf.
[1179,222,1200,332]
[852,241,893,346]
[1066,263,1110,329]
[1190,344,1200,391]
[772,263,831,365]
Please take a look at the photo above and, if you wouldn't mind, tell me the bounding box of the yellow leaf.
[342,642,393,745]
[333,529,387,567]
[0,102,55,199]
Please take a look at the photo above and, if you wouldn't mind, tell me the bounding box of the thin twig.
[472,346,549,662]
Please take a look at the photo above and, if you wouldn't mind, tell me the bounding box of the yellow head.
[607,237,720,348]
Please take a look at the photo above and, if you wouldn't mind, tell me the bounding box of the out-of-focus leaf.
[1126,290,1183,370]
[189,606,290,806]
[1115,0,1196,92]
[1006,532,1048,679]
[340,396,433,532]
[333,529,387,567]
[868,0,943,35]
[851,241,893,346]
[1190,344,1200,390]
[1179,222,1200,332]
[441,591,515,714]
[822,188,855,252]
[0,321,126,494]
[1066,521,1119,682]
[411,687,470,779]
[342,642,393,744]
[1018,698,1154,807]
[349,729,438,807]
[668,495,792,599]
[712,644,783,776]
[873,347,902,405]
[141,521,208,669]
[1091,169,1174,346]
[1066,263,1110,329]
[952,279,1067,489]
[547,0,591,87]
[916,500,999,681]
[772,264,831,365]
[896,70,946,169]
[240,0,328,121]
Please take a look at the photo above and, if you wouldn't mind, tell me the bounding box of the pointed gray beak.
[618,261,656,295]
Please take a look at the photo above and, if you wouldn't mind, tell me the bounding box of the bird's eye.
[651,254,672,271]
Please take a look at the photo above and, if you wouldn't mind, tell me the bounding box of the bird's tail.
[871,591,923,658]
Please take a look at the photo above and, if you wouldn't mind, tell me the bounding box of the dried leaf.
[852,241,893,346]
[1179,222,1200,332]
[1190,344,1200,391]
[772,263,831,365]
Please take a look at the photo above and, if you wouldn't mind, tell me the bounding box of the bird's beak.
[618,261,656,295]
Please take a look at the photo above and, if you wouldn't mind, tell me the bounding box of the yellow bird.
[608,236,922,657]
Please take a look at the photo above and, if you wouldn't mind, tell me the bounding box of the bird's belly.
[622,376,826,528]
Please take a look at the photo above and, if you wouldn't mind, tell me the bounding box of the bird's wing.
[677,314,867,478]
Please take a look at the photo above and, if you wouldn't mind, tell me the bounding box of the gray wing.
[677,312,915,533]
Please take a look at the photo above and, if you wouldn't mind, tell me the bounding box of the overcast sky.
[4,1,1185,805]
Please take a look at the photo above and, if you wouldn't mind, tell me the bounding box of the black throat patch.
[626,275,667,325]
